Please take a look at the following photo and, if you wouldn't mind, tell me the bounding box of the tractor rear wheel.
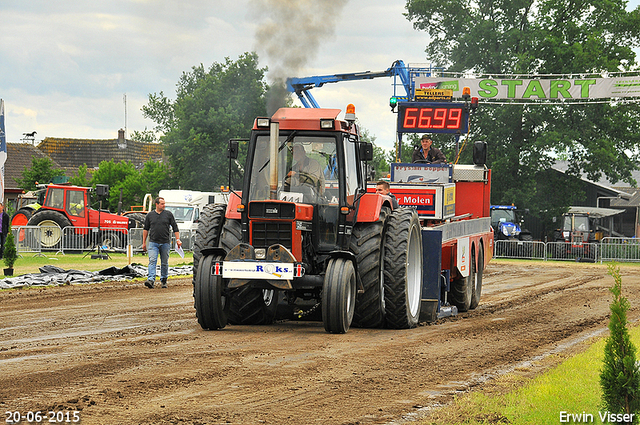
[350,206,389,328]
[322,257,356,334]
[451,246,476,312]
[194,254,229,330]
[383,208,422,329]
[27,210,72,248]
[11,208,34,228]
[470,245,483,310]
[193,204,227,288]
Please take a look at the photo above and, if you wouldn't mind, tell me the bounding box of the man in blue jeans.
[142,197,182,288]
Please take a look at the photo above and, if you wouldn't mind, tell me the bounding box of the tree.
[85,159,173,212]
[69,164,92,187]
[143,52,268,191]
[16,157,66,191]
[405,0,640,226]
[600,264,640,420]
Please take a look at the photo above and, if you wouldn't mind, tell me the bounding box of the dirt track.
[1,261,639,425]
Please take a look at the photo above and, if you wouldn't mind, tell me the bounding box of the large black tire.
[194,254,228,330]
[221,219,279,326]
[350,207,389,328]
[322,257,356,334]
[27,210,72,248]
[469,245,483,310]
[192,204,227,288]
[451,246,476,312]
[383,208,423,329]
[127,212,146,228]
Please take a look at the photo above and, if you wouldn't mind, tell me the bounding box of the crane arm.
[286,60,412,108]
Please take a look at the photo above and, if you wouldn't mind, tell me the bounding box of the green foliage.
[17,157,66,191]
[600,264,640,419]
[143,52,268,191]
[69,164,92,187]
[405,0,640,230]
[73,159,173,212]
[3,228,17,269]
[129,128,158,143]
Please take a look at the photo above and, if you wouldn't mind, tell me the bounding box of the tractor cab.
[232,107,372,265]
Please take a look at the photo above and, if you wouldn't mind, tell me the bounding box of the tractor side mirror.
[473,141,487,165]
[228,140,239,159]
[359,142,373,162]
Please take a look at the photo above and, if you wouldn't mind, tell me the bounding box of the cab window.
[66,190,85,217]
[44,188,65,209]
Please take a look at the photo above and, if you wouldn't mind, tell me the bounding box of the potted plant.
[3,228,17,276]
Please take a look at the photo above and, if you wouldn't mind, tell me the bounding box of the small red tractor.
[192,100,493,333]
[25,184,144,249]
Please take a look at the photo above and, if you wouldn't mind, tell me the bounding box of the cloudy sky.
[2,0,639,153]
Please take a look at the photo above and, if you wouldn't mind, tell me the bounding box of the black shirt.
[144,210,179,244]
[411,146,447,163]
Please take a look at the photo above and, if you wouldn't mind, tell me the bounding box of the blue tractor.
[490,205,533,241]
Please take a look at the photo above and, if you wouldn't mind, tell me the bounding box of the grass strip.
[423,325,640,424]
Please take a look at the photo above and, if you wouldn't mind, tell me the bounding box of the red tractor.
[193,106,428,333]
[25,184,144,249]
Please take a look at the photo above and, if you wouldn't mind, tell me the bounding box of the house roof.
[38,136,163,169]
[4,142,59,190]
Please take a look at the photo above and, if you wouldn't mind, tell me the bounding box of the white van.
[159,189,228,233]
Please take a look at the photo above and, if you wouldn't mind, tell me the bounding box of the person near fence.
[142,197,182,288]
[0,204,9,259]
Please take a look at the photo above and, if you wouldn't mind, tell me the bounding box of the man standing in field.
[142,197,182,288]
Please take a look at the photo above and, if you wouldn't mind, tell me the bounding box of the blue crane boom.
[286,60,441,108]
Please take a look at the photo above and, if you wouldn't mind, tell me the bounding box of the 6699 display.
[5,411,80,424]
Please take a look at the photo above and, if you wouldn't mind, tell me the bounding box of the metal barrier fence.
[13,226,196,255]
[600,237,640,262]
[12,226,44,256]
[494,240,546,260]
[493,239,640,262]
[546,242,598,262]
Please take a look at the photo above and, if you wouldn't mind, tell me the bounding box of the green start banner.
[414,76,640,100]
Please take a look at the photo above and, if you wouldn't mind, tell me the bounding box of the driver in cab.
[285,144,325,194]
[412,135,447,164]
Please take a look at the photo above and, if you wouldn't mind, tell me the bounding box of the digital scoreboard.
[397,102,469,134]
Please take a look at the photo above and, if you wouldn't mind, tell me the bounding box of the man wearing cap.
[412,135,447,164]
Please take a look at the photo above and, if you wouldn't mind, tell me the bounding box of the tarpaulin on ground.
[0,264,193,290]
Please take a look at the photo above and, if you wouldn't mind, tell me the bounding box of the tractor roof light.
[344,104,356,123]
[320,119,335,129]
[256,117,270,128]
[462,87,471,100]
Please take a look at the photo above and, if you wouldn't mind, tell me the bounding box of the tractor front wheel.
[322,257,356,334]
[194,254,229,330]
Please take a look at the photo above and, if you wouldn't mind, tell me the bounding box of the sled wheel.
[451,247,476,312]
[470,245,483,310]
